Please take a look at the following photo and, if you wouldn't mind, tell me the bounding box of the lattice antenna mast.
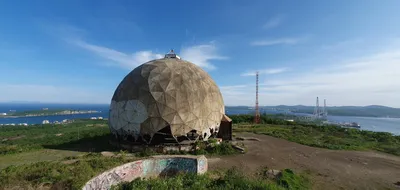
[324,99,327,117]
[314,97,320,118]
[254,71,261,124]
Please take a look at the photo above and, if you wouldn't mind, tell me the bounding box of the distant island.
[227,105,400,118]
[0,109,101,118]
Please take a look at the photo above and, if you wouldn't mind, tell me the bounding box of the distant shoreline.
[0,110,101,119]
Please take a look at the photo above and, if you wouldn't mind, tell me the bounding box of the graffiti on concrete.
[114,160,143,181]
[158,158,197,176]
[198,158,207,174]
[82,155,207,190]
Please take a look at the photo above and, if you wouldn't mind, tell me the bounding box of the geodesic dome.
[109,51,225,144]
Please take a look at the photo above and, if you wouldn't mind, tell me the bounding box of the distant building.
[98,117,103,120]
[90,117,97,120]
[0,113,7,116]
[42,120,50,124]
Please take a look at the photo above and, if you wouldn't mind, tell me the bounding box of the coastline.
[0,111,101,119]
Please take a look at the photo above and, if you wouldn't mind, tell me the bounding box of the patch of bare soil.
[208,132,400,190]
[2,135,26,142]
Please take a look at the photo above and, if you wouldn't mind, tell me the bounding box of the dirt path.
[208,133,400,190]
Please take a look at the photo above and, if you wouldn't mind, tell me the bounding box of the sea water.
[0,104,399,135]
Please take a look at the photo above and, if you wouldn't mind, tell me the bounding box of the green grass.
[193,141,243,156]
[0,119,113,155]
[113,167,311,190]
[0,153,138,189]
[1,157,310,190]
[234,123,400,155]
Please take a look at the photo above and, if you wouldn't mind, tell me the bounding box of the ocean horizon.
[0,103,399,135]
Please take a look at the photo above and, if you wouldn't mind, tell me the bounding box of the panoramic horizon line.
[0,102,397,109]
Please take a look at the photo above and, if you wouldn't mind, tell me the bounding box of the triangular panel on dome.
[171,74,183,88]
[138,90,152,106]
[157,103,176,117]
[140,119,152,135]
[151,91,165,102]
[150,117,168,133]
[184,112,198,123]
[141,64,157,78]
[190,119,202,131]
[164,92,177,110]
[170,124,185,136]
[125,100,138,111]
[158,78,171,92]
[192,108,201,118]
[149,77,163,91]
[177,107,190,122]
[165,80,176,91]
[183,120,197,134]
[163,112,177,124]
[147,103,161,117]
[171,114,184,125]
[159,67,172,80]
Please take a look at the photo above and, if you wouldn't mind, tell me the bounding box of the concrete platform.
[82,155,207,190]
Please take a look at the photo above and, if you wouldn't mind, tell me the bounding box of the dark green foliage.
[113,167,310,190]
[276,169,311,190]
[234,122,400,155]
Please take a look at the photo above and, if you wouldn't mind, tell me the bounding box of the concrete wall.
[82,155,207,190]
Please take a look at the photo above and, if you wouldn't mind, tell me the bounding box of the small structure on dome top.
[164,49,180,59]
[109,49,231,146]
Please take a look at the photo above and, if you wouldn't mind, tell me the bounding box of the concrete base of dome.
[109,139,194,153]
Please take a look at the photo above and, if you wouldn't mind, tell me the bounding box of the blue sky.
[1,0,400,106]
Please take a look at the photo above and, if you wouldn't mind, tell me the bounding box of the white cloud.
[70,39,226,70]
[221,48,400,107]
[71,40,162,69]
[250,38,302,46]
[180,43,227,70]
[0,84,110,104]
[263,16,284,29]
[241,68,289,76]
[320,39,364,50]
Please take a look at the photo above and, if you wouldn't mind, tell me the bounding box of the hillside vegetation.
[230,115,400,155]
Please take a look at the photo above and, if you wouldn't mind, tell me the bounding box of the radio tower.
[254,71,261,124]
[313,97,320,118]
